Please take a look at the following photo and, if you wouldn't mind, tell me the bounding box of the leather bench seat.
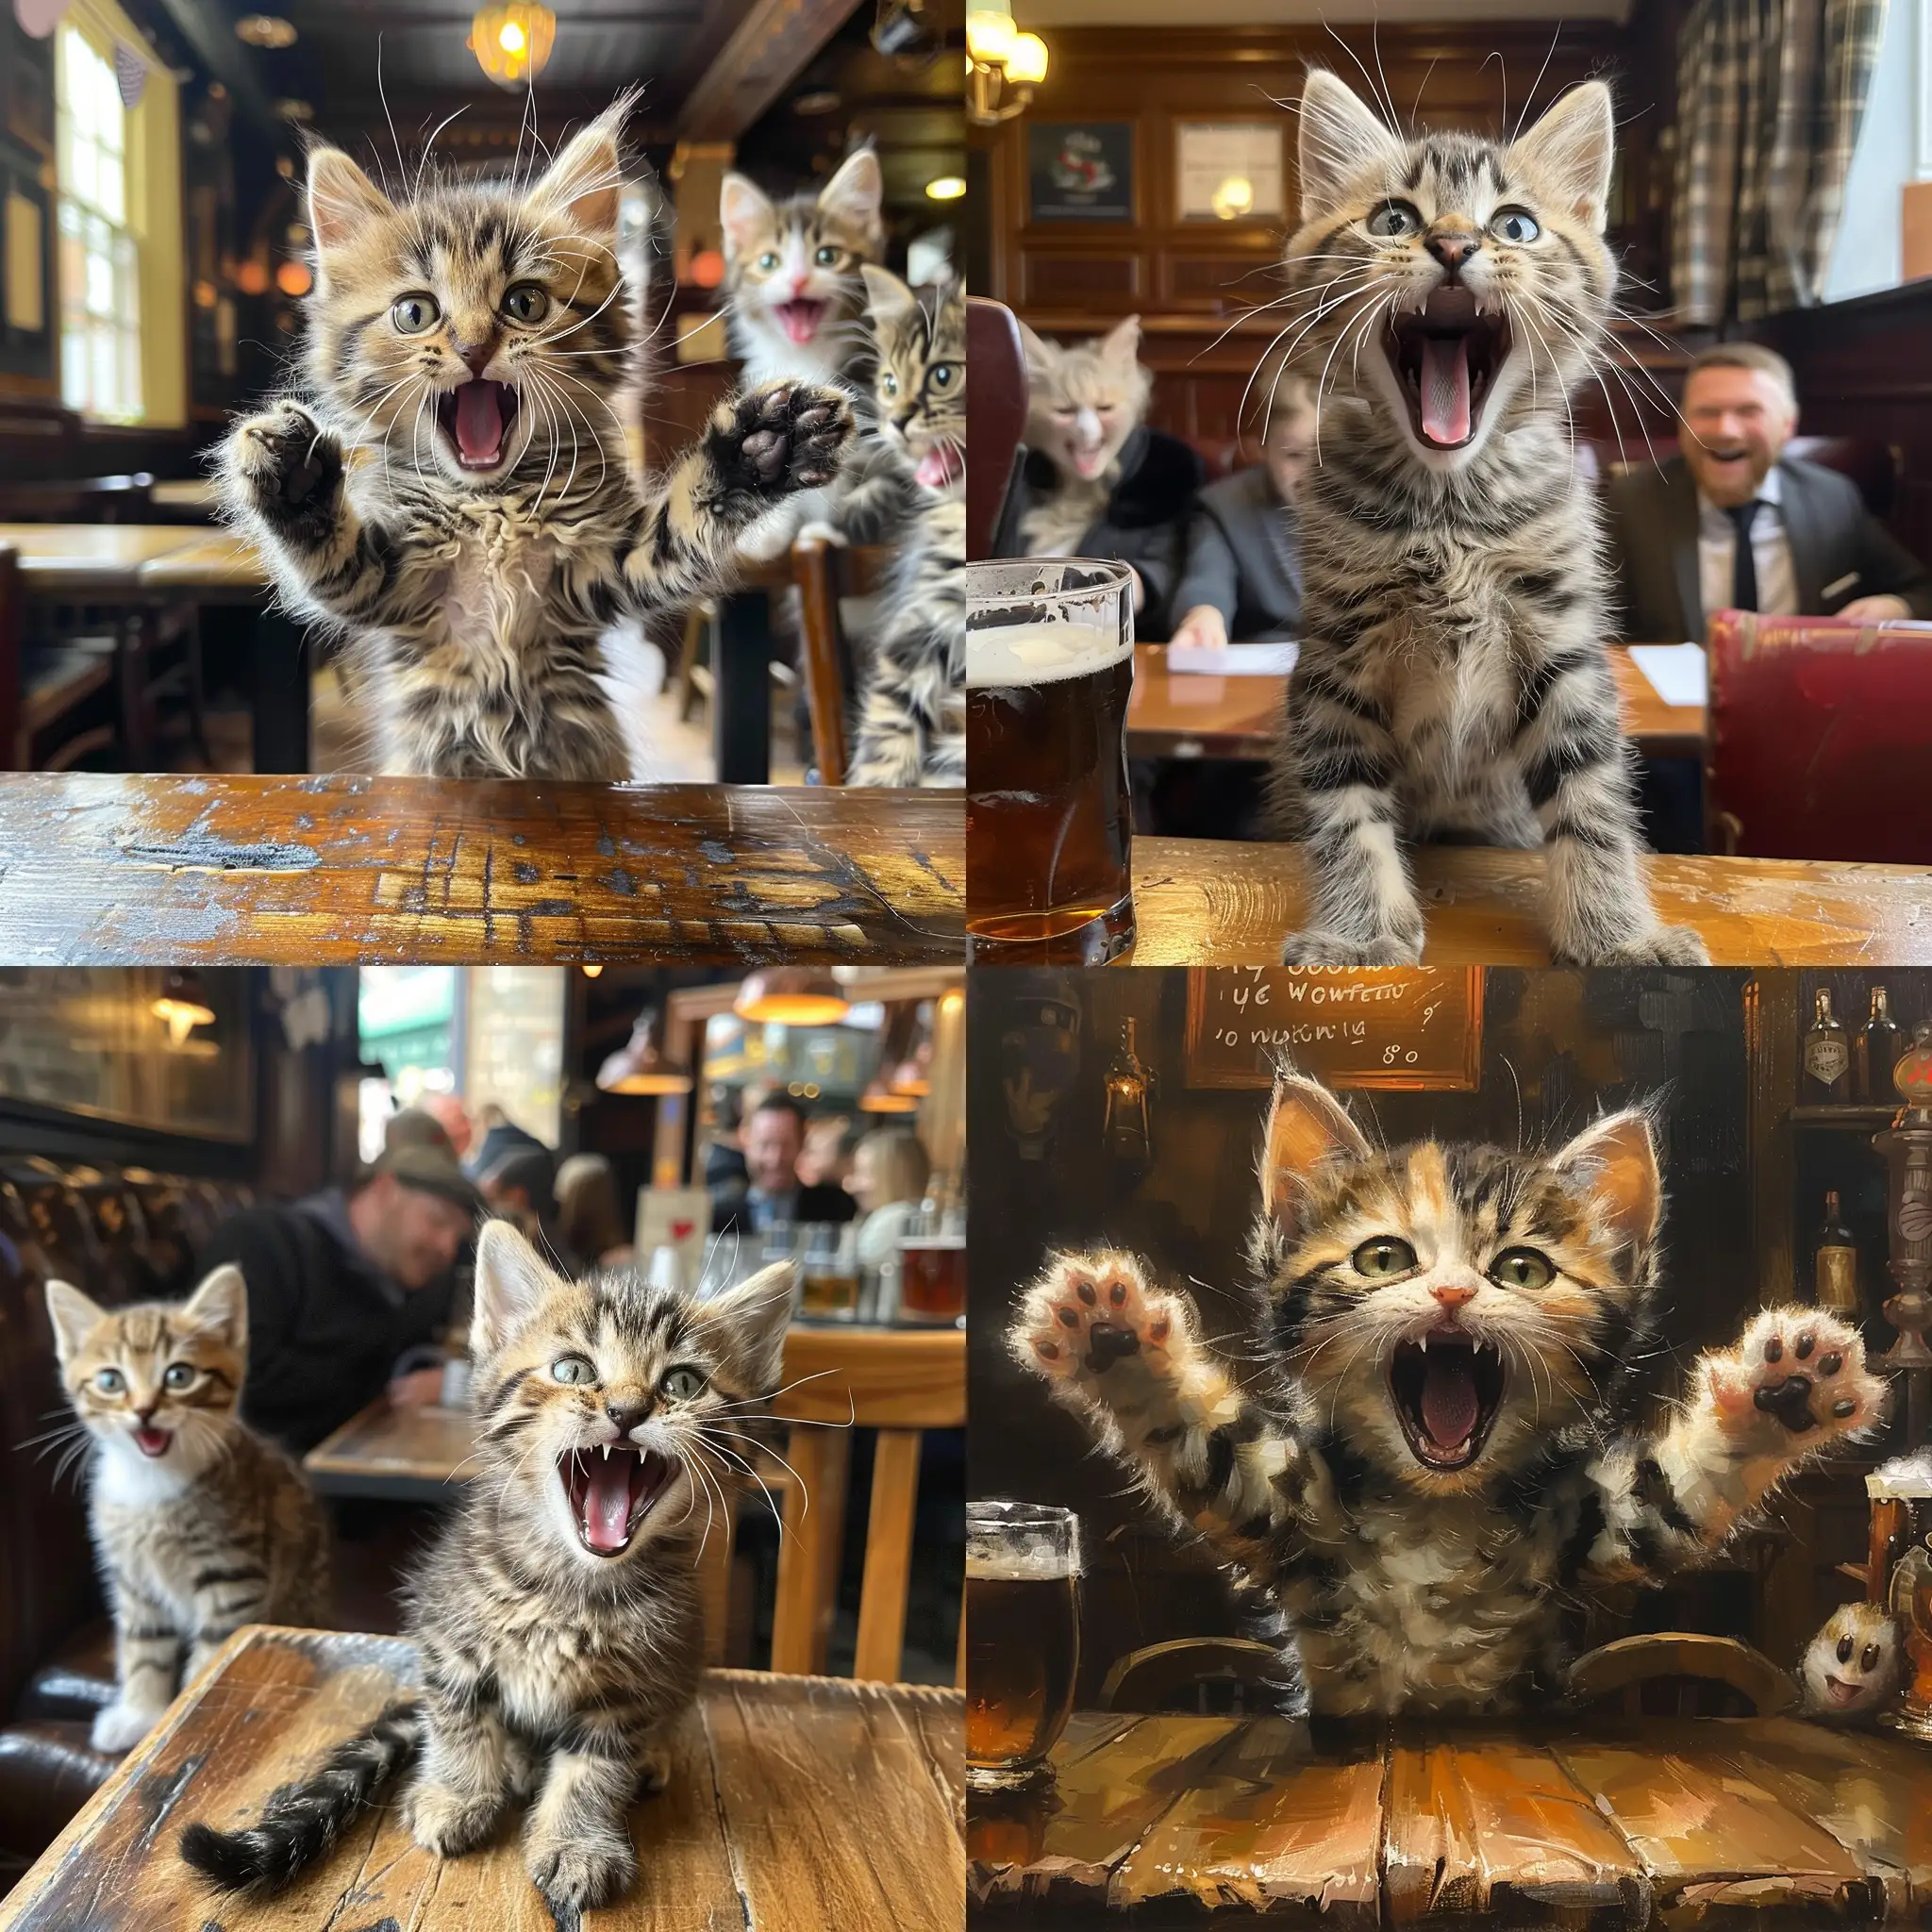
[0,1723,118,1855]
[14,1620,115,1723]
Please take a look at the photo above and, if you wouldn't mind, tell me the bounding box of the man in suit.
[1169,375,1311,648]
[711,1094,858,1237]
[1606,342,1932,640]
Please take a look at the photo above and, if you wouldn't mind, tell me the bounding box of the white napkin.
[1626,642,1708,708]
[1166,641,1300,675]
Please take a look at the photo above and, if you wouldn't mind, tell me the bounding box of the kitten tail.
[178,1697,425,1896]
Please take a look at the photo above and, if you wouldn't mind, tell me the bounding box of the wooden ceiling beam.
[676,0,862,141]
[147,0,288,135]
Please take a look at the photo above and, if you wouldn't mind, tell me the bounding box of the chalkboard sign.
[1183,968,1483,1091]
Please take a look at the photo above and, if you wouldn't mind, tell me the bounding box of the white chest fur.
[425,502,564,668]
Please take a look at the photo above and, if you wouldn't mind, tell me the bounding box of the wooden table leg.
[0,548,21,770]
[252,611,311,774]
[772,1424,851,1675]
[713,587,771,784]
[699,1494,739,1668]
[854,1427,923,1683]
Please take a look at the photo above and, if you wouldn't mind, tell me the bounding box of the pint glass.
[966,560,1135,964]
[966,1500,1081,1790]
[1871,1464,1932,1736]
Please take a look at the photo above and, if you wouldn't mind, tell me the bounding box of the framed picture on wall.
[1027,122,1135,224]
[1175,121,1286,223]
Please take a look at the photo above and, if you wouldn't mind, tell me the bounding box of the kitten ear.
[1097,313,1141,365]
[696,1261,795,1395]
[1553,1109,1661,1251]
[44,1280,105,1363]
[1295,69,1402,223]
[472,1218,558,1359]
[179,1264,248,1353]
[861,263,917,327]
[819,147,884,232]
[720,173,775,258]
[307,145,393,260]
[1507,81,1616,234]
[527,96,630,244]
[1017,319,1058,382]
[1260,1072,1371,1235]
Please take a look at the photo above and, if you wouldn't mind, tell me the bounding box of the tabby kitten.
[48,1268,329,1754]
[1015,314,1151,557]
[1270,73,1704,967]
[1010,1072,1884,1717]
[221,96,855,779]
[180,1222,794,1916]
[848,267,964,788]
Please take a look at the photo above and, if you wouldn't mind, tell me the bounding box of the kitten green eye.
[502,284,550,325]
[162,1363,195,1391]
[1352,1237,1416,1279]
[93,1367,125,1394]
[814,245,839,266]
[392,293,441,335]
[1490,207,1541,243]
[660,1366,707,1402]
[881,373,898,397]
[757,250,781,272]
[1490,1248,1554,1291]
[1366,200,1422,240]
[550,1354,597,1386]
[929,363,956,389]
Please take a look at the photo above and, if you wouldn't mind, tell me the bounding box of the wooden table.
[1126,644,1705,761]
[0,774,962,962]
[968,1708,1932,1925]
[1125,841,1932,965]
[0,1625,964,1932]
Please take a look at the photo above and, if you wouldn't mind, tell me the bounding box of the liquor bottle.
[1803,989,1851,1102]
[1814,1190,1859,1314]
[1857,986,1902,1104]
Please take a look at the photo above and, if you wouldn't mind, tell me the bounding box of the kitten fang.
[559,1444,675,1556]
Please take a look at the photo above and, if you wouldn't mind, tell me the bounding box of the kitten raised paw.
[1010,1251,1189,1390]
[526,1826,636,1912]
[1280,927,1424,969]
[1704,1307,1887,1447]
[90,1698,161,1754]
[710,382,856,504]
[228,402,342,531]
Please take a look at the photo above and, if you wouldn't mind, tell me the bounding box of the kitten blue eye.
[1490,208,1541,243]
[502,284,550,325]
[162,1363,195,1391]
[1490,1248,1554,1291]
[1366,200,1422,239]
[392,293,441,335]
[660,1366,707,1402]
[814,245,839,266]
[1352,1237,1416,1279]
[93,1367,125,1394]
[757,250,781,272]
[551,1354,597,1386]
[929,363,956,389]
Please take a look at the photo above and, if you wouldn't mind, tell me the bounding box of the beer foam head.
[965,619,1132,691]
[966,1503,1082,1577]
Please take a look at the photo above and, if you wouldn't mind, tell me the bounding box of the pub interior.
[963,0,1932,966]
[0,961,966,1922]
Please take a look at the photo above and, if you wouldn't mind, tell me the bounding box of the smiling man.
[1606,342,1932,640]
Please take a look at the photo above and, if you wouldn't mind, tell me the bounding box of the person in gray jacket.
[1169,376,1314,648]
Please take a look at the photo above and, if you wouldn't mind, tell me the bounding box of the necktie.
[1726,500,1761,612]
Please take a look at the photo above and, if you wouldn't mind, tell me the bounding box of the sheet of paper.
[1626,642,1708,708]
[1165,641,1299,676]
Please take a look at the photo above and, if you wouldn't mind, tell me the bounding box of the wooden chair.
[1568,1633,1799,1718]
[791,539,892,786]
[1098,1638,1290,1716]
[966,298,1027,562]
[698,1326,964,1683]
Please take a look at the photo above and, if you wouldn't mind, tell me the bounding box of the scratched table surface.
[0,1626,964,1932]
[0,774,962,964]
[968,1708,1932,1927]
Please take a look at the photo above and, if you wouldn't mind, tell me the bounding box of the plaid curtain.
[1672,0,1887,325]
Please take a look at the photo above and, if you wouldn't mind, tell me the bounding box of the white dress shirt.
[1696,462,1798,624]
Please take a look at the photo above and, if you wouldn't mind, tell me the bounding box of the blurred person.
[712,1094,857,1235]
[555,1152,637,1272]
[797,1114,858,1191]
[1168,375,1314,648]
[480,1144,562,1257]
[465,1103,546,1181]
[846,1127,932,1274]
[194,1119,480,1452]
[1607,342,1932,640]
[419,1091,474,1160]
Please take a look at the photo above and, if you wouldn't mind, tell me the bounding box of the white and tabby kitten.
[848,267,964,788]
[47,1268,329,1754]
[1271,73,1706,966]
[1015,314,1151,557]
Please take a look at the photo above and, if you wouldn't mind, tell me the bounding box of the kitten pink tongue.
[455,380,506,464]
[917,447,961,489]
[778,300,824,345]
[584,1456,634,1553]
[1420,336,1473,447]
[1420,1349,1480,1449]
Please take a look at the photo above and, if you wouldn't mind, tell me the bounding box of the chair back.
[966,298,1027,561]
[1098,1638,1290,1716]
[1707,612,1932,862]
[1569,1633,1798,1718]
[791,541,892,787]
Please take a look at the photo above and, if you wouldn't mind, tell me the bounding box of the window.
[55,25,142,423]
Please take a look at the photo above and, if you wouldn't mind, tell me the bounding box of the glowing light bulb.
[498,19,525,51]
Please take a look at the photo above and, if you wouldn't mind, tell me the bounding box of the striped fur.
[218,97,855,778]
[1270,72,1705,966]
[1010,1072,1886,1717]
[848,270,964,788]
[178,1223,793,1916]
[46,1270,329,1756]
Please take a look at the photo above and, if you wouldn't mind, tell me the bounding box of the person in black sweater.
[194,1127,480,1453]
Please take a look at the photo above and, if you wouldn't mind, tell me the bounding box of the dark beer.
[1873,1467,1932,1736]
[967,562,1136,964]
[966,1500,1081,1789]
[899,1235,966,1322]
